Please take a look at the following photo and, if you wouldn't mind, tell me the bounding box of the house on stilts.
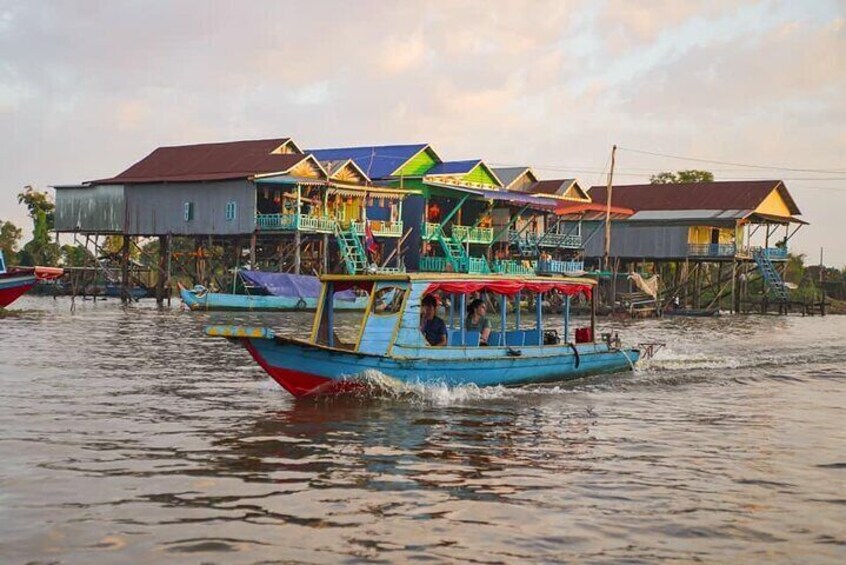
[583,180,807,312]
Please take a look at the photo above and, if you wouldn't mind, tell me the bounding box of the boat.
[0,251,64,308]
[180,270,369,311]
[663,308,720,317]
[205,273,641,397]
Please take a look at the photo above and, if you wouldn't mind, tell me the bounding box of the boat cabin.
[310,273,597,358]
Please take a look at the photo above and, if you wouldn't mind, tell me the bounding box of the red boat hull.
[0,275,37,308]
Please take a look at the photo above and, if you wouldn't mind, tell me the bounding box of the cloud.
[0,0,844,263]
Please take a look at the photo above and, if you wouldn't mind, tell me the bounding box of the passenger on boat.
[465,298,492,346]
[420,294,447,346]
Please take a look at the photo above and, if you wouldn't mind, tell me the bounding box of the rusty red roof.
[93,138,307,184]
[588,180,801,215]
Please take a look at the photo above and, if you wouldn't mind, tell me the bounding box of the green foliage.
[16,186,59,266]
[650,170,715,184]
[0,220,23,265]
[60,244,95,267]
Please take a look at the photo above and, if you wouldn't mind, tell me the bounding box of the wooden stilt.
[120,235,131,303]
[156,235,168,305]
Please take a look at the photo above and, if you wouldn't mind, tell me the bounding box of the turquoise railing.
[452,225,494,244]
[536,259,585,275]
[419,256,449,272]
[419,255,490,274]
[256,213,297,231]
[537,232,582,248]
[256,213,335,232]
[351,220,404,237]
[688,243,737,257]
[492,259,536,275]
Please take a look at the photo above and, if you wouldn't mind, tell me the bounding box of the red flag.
[365,221,378,254]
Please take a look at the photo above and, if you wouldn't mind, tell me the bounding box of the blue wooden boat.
[180,271,369,312]
[205,273,640,397]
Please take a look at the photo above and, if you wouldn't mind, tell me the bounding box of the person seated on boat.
[420,294,447,346]
[465,298,492,346]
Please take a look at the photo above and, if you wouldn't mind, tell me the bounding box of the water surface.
[1,296,844,563]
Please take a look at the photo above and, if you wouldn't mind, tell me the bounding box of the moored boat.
[205,272,640,397]
[180,270,369,311]
[0,251,64,308]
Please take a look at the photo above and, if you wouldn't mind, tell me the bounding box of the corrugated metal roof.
[426,159,481,176]
[525,179,576,196]
[307,144,429,180]
[93,138,304,184]
[425,182,557,210]
[492,167,531,189]
[628,209,751,221]
[589,180,802,215]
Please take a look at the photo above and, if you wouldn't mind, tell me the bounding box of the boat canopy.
[423,279,592,299]
[241,271,358,301]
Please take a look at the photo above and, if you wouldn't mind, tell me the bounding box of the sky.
[1,0,844,265]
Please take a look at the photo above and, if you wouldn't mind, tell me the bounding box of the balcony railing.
[419,256,491,274]
[423,223,440,240]
[419,256,449,272]
[688,243,737,257]
[749,246,788,261]
[256,213,297,231]
[537,232,582,248]
[452,225,494,244]
[536,259,585,275]
[256,213,335,233]
[492,259,536,275]
[351,220,404,238]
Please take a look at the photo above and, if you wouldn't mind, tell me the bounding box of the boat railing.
[537,232,582,248]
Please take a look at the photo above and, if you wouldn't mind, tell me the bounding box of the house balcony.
[536,259,585,275]
[687,243,737,257]
[351,220,404,238]
[491,259,536,275]
[256,213,335,233]
[423,223,440,240]
[746,246,788,261]
[452,225,494,244]
[537,232,582,249]
[419,256,491,274]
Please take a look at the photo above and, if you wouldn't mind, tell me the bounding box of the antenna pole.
[603,145,617,271]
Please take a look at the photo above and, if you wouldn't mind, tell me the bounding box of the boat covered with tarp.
[180,270,368,311]
[205,272,641,397]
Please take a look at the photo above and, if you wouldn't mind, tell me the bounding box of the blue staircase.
[335,223,368,275]
[753,249,789,303]
[433,226,468,272]
[509,231,539,257]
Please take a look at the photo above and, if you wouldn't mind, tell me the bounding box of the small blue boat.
[180,271,368,311]
[205,273,640,397]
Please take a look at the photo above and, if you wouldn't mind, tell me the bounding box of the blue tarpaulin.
[240,271,358,301]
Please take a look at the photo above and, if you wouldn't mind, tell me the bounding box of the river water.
[1,296,844,564]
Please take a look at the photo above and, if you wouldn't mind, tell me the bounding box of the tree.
[0,220,23,265]
[16,186,59,266]
[650,170,715,184]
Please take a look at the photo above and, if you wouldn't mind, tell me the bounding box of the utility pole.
[603,144,617,271]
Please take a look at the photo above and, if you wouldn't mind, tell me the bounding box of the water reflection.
[1,297,845,562]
